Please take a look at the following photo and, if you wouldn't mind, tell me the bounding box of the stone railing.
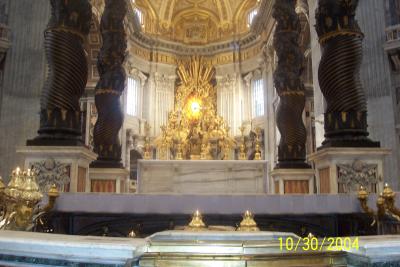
[386,24,400,43]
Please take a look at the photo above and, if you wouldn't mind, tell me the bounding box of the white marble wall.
[137,160,268,194]
[217,74,237,136]
[144,68,175,137]
[154,72,175,136]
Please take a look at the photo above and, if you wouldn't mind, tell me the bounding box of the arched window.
[135,7,144,26]
[248,8,258,26]
[127,76,141,117]
[251,78,264,118]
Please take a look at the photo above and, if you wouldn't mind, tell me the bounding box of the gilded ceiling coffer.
[315,0,379,148]
[91,0,127,168]
[272,0,310,168]
[27,0,92,146]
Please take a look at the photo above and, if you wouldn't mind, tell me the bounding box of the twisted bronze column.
[316,0,379,148]
[273,0,310,168]
[91,0,127,168]
[28,0,92,146]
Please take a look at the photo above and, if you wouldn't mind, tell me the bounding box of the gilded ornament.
[0,168,59,231]
[237,210,260,232]
[185,210,207,231]
[154,56,235,160]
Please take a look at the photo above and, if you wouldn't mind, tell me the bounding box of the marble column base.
[270,168,315,194]
[16,146,97,193]
[308,147,391,194]
[89,168,129,193]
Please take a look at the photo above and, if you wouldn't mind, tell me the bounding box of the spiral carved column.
[27,0,92,146]
[316,0,379,148]
[273,0,310,168]
[91,0,127,168]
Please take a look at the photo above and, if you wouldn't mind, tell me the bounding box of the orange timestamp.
[278,236,359,252]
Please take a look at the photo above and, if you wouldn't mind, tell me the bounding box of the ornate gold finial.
[48,184,60,198]
[383,183,395,199]
[357,185,368,200]
[186,210,207,230]
[128,230,136,238]
[236,210,260,232]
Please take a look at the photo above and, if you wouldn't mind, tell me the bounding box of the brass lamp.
[0,167,59,231]
[357,184,399,226]
[382,183,400,218]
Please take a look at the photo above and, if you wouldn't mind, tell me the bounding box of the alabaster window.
[127,76,141,117]
[135,8,144,26]
[251,78,265,118]
[248,8,258,26]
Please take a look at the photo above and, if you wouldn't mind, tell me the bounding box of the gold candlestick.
[254,127,262,160]
[176,142,183,160]
[200,143,208,160]
[144,122,152,160]
[238,125,247,160]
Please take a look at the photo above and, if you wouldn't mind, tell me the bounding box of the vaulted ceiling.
[134,0,260,44]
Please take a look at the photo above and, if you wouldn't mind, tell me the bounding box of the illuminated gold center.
[191,101,201,115]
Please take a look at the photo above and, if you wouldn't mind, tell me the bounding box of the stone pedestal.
[89,168,129,193]
[16,146,97,193]
[270,168,315,194]
[137,160,268,195]
[308,148,391,194]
